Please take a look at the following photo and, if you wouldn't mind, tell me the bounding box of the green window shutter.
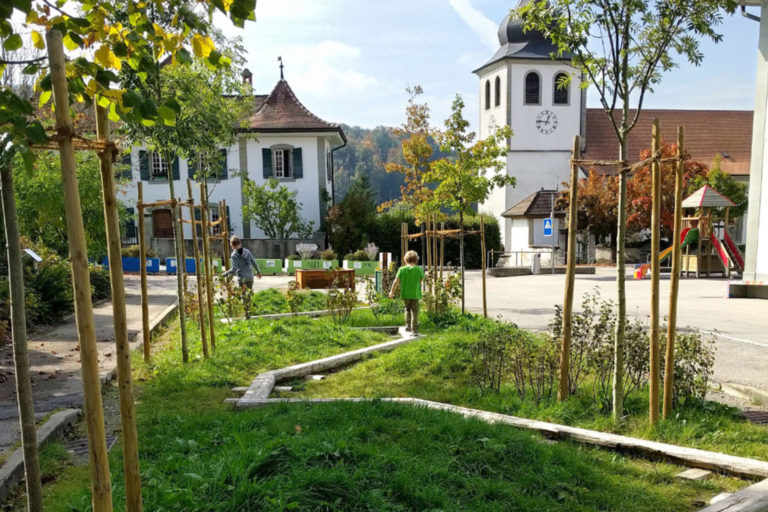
[262,148,272,178]
[172,155,180,180]
[139,150,149,180]
[125,207,136,238]
[219,148,228,179]
[188,154,196,180]
[292,147,303,178]
[119,152,132,179]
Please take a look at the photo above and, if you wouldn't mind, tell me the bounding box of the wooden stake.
[558,136,580,401]
[663,126,685,419]
[440,222,445,282]
[401,223,407,265]
[221,199,230,269]
[649,118,661,425]
[187,180,208,358]
[426,217,432,296]
[46,29,113,512]
[95,105,143,512]
[177,200,187,294]
[432,215,438,291]
[200,183,216,351]
[137,183,150,363]
[480,215,487,318]
[1,162,43,511]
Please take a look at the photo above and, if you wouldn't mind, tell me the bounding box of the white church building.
[121,69,346,258]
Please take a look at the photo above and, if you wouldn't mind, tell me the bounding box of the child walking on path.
[389,250,425,335]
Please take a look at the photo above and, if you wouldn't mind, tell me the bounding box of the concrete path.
[0,275,178,458]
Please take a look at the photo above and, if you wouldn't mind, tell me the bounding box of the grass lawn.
[291,318,768,462]
[11,309,756,511]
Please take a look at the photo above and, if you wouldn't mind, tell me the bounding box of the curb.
[0,408,81,504]
[722,383,768,407]
[100,301,178,385]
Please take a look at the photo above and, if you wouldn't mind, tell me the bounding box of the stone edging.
[236,330,418,407]
[233,336,768,485]
[0,409,81,504]
[696,478,768,511]
[100,301,178,385]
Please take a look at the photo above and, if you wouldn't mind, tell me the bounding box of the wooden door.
[152,209,174,238]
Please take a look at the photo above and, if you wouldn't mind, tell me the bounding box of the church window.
[554,72,569,105]
[484,80,491,110]
[525,72,540,105]
[494,76,501,107]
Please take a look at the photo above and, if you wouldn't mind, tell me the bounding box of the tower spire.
[278,56,284,80]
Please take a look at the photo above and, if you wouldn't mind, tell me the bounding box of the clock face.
[536,110,558,134]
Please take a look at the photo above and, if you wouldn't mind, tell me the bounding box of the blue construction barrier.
[102,256,160,274]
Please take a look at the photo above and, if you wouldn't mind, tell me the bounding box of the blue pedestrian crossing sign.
[543,218,553,236]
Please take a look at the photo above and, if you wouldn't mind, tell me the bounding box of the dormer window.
[484,80,491,110]
[494,76,501,107]
[525,72,540,105]
[553,72,569,105]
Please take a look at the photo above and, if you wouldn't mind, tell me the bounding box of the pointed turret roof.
[245,79,346,142]
[682,185,736,209]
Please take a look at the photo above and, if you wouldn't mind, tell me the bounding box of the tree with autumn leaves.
[558,142,746,255]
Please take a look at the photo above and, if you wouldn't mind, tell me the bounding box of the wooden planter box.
[296,269,355,290]
[286,259,339,275]
[342,260,379,275]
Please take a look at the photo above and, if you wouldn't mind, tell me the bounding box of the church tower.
[475,6,585,251]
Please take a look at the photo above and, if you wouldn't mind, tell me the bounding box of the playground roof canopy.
[682,184,736,209]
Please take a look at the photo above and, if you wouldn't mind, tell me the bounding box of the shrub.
[26,257,73,324]
[286,280,302,315]
[121,244,157,258]
[89,268,112,301]
[661,329,715,406]
[470,321,514,394]
[326,277,357,323]
[422,272,462,315]
[286,255,300,261]
[319,249,337,261]
[343,249,369,261]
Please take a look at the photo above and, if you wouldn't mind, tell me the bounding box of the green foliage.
[343,249,369,261]
[12,151,126,259]
[121,244,157,258]
[688,159,748,219]
[319,249,337,261]
[422,271,462,315]
[325,278,358,323]
[89,268,112,302]
[242,178,315,239]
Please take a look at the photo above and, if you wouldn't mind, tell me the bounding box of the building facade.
[121,76,346,257]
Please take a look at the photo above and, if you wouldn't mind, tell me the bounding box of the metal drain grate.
[743,409,768,426]
[65,435,118,457]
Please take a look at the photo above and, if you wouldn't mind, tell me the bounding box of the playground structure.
[633,184,744,280]
[400,216,488,316]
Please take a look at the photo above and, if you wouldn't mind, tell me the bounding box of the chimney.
[241,68,253,85]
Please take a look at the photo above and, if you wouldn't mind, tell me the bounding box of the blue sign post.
[543,217,553,237]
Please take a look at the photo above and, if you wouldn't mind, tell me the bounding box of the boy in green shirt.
[389,250,425,335]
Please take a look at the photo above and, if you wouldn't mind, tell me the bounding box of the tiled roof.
[502,189,565,218]
[581,109,753,176]
[246,79,345,140]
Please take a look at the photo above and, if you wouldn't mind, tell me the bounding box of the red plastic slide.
[710,234,730,272]
[722,230,744,271]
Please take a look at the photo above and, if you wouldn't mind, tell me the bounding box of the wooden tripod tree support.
[200,183,216,351]
[559,136,580,401]
[1,161,44,510]
[137,183,151,363]
[177,199,187,294]
[47,29,113,511]
[663,127,686,419]
[187,180,209,358]
[649,118,662,426]
[480,215,487,318]
[220,199,231,268]
[95,106,143,512]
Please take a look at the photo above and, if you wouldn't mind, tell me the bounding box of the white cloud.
[280,41,378,99]
[448,0,498,51]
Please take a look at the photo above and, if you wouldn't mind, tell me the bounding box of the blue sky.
[215,1,762,132]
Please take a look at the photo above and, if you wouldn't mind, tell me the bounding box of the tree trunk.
[649,118,661,425]
[46,29,113,511]
[166,153,188,363]
[95,106,143,511]
[559,136,580,402]
[1,162,43,512]
[459,211,465,314]
[612,135,628,421]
